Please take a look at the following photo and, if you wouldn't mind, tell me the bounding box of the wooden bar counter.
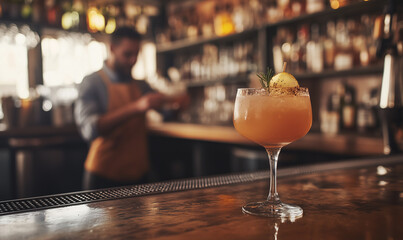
[1,154,403,239]
[148,122,387,156]
[0,122,391,155]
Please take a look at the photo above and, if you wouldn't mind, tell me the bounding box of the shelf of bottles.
[156,0,385,52]
[177,81,247,125]
[156,0,388,84]
[320,79,381,136]
[155,0,389,127]
[173,39,258,85]
[271,13,384,77]
[0,0,159,34]
[169,39,257,125]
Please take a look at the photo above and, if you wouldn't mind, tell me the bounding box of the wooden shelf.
[0,124,83,148]
[293,64,384,80]
[0,124,80,138]
[176,64,383,88]
[184,73,250,88]
[266,0,385,28]
[156,28,258,53]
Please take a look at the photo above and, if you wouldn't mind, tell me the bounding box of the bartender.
[75,27,172,190]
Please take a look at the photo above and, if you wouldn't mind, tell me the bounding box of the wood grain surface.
[0,122,388,155]
[1,160,403,240]
[148,122,385,155]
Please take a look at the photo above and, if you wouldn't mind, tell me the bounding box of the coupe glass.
[233,88,312,218]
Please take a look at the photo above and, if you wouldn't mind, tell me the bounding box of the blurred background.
[0,0,402,201]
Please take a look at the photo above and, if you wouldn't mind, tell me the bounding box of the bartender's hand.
[97,92,165,136]
[167,93,190,110]
[134,92,166,112]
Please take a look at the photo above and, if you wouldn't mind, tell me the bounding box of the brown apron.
[84,69,149,182]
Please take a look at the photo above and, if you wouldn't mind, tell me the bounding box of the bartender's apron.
[84,69,149,182]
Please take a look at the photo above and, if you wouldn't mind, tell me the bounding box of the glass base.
[242,201,303,218]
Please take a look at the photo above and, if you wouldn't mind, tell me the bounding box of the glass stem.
[265,147,282,204]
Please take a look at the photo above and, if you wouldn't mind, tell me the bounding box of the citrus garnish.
[270,72,299,88]
[256,62,299,91]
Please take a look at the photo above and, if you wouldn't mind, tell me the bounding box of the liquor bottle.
[297,25,308,72]
[356,92,377,133]
[61,0,81,30]
[361,14,379,66]
[306,0,324,13]
[72,0,85,30]
[45,0,61,26]
[347,19,363,67]
[340,82,356,131]
[231,0,245,33]
[241,0,254,30]
[7,0,21,20]
[342,90,355,130]
[273,28,285,73]
[321,92,341,134]
[291,0,305,17]
[323,21,336,69]
[334,20,353,70]
[167,9,182,41]
[201,15,214,38]
[214,3,234,37]
[32,0,45,23]
[21,0,32,20]
[290,40,300,73]
[231,0,254,32]
[306,24,323,73]
[277,0,292,18]
[185,6,198,39]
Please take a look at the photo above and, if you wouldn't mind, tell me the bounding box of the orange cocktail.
[233,86,312,218]
[233,88,312,148]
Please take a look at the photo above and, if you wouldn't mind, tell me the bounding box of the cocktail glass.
[233,87,312,218]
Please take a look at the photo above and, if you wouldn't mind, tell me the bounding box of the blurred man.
[75,27,168,190]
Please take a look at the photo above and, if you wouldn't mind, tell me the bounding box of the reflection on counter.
[2,156,403,239]
[0,0,402,206]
